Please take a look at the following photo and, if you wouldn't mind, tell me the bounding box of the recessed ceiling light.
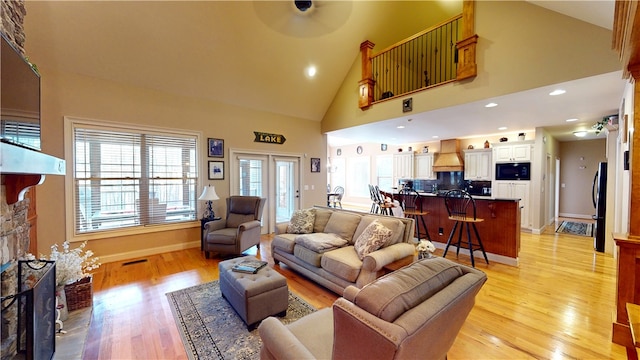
[485,102,498,108]
[432,135,439,139]
[566,118,578,122]
[306,66,317,77]
[397,125,405,129]
[498,126,507,131]
[549,89,566,96]
[573,131,588,137]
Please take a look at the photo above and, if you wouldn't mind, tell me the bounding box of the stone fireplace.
[1,1,65,358]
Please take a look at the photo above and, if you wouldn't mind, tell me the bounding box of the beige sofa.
[259,257,488,360]
[272,206,415,294]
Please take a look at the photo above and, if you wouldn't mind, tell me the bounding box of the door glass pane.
[275,159,297,223]
[239,159,263,196]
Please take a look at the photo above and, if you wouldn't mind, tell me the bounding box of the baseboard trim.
[99,241,200,264]
[558,213,593,220]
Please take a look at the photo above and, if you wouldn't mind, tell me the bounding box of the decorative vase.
[423,146,429,153]
[484,140,490,148]
[56,285,69,321]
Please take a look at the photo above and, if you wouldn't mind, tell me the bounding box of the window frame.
[64,116,202,242]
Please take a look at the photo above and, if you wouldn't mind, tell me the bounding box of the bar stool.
[369,185,394,215]
[443,189,489,267]
[399,189,431,241]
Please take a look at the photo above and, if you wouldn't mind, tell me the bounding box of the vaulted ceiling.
[23,1,623,146]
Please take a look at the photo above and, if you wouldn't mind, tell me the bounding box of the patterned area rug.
[556,221,594,237]
[166,280,316,360]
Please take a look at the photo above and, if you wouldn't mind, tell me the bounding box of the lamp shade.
[198,185,220,201]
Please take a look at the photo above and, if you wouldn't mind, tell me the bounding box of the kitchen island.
[386,190,521,266]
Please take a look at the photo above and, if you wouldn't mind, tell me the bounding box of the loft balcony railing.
[372,15,462,102]
[358,0,478,110]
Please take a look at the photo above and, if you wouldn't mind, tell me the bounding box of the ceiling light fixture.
[397,126,405,129]
[573,131,588,137]
[294,0,313,12]
[566,118,578,122]
[306,66,316,77]
[549,89,566,96]
[485,102,498,108]
[498,126,507,131]
[432,135,439,139]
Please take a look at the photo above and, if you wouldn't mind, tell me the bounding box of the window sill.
[69,220,200,242]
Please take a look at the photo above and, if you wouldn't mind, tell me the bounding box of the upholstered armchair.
[202,196,266,258]
[258,257,487,360]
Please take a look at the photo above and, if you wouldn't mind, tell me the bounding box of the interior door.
[274,157,300,224]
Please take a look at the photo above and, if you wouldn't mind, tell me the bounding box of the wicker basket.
[64,276,93,311]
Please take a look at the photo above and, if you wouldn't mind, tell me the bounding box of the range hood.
[432,139,464,172]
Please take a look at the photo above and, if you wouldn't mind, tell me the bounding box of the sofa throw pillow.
[354,220,393,260]
[287,208,316,234]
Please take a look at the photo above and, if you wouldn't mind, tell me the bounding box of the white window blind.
[72,126,197,234]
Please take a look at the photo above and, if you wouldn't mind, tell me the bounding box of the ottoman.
[218,257,289,330]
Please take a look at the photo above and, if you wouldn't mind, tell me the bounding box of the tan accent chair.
[202,196,266,258]
[258,257,487,360]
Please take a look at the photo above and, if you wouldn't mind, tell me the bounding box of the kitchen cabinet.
[393,152,414,186]
[414,153,435,179]
[493,141,533,162]
[494,181,531,229]
[464,149,492,180]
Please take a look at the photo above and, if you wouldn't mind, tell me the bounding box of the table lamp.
[198,185,220,220]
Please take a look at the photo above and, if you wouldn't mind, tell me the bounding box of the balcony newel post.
[358,40,375,110]
[456,0,478,80]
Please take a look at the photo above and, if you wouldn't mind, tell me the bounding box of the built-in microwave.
[495,162,531,180]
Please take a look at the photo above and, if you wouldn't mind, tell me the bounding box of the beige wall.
[558,139,606,218]
[35,68,326,262]
[322,0,620,133]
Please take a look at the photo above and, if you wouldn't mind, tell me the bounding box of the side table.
[382,255,415,274]
[200,217,221,250]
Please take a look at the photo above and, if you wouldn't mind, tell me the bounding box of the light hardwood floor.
[83,219,627,359]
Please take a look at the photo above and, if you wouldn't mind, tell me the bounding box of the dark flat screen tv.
[1,32,41,151]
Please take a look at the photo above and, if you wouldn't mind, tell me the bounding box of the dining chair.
[329,186,344,209]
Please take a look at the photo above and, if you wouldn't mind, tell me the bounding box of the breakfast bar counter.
[385,190,521,266]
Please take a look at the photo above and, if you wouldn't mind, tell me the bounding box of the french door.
[230,151,301,233]
[274,157,300,224]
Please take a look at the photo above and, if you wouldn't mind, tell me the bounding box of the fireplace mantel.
[1,142,65,204]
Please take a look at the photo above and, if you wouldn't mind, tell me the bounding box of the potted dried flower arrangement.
[51,241,100,312]
[416,239,436,260]
[28,241,100,318]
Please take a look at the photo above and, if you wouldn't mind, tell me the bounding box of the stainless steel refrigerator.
[592,162,607,252]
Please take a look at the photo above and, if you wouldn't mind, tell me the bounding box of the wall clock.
[356,146,363,155]
[337,148,342,156]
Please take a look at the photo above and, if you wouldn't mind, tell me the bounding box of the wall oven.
[495,162,531,180]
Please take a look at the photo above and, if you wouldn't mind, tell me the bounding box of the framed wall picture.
[208,161,224,180]
[311,158,321,173]
[208,138,224,158]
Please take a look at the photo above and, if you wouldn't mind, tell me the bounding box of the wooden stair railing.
[358,0,478,109]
